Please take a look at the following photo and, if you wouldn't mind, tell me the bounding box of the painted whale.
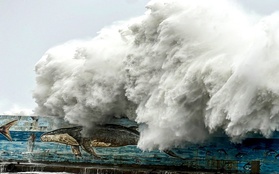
[0,120,18,141]
[40,124,183,159]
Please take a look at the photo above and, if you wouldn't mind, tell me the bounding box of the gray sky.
[0,0,278,113]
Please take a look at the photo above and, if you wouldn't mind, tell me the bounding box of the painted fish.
[40,124,183,159]
[0,120,17,141]
[265,149,277,156]
[235,152,247,158]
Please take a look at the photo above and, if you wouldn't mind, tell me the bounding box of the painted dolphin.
[0,120,18,141]
[40,124,183,159]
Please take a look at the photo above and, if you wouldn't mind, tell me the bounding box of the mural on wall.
[40,124,140,159]
[40,124,182,159]
[1,115,279,173]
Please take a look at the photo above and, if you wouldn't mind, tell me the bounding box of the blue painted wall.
[0,115,278,173]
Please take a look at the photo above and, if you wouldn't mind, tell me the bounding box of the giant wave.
[33,0,279,151]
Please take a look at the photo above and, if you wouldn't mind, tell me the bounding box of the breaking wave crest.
[33,0,279,150]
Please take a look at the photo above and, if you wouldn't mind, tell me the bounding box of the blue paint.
[0,116,277,173]
[0,131,273,173]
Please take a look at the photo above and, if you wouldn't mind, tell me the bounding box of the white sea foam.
[33,0,279,150]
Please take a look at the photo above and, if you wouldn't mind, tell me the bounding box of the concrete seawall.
[0,162,223,174]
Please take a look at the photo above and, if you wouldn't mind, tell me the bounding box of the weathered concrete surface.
[0,162,223,174]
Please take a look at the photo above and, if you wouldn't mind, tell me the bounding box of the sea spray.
[33,26,134,130]
[34,0,279,150]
